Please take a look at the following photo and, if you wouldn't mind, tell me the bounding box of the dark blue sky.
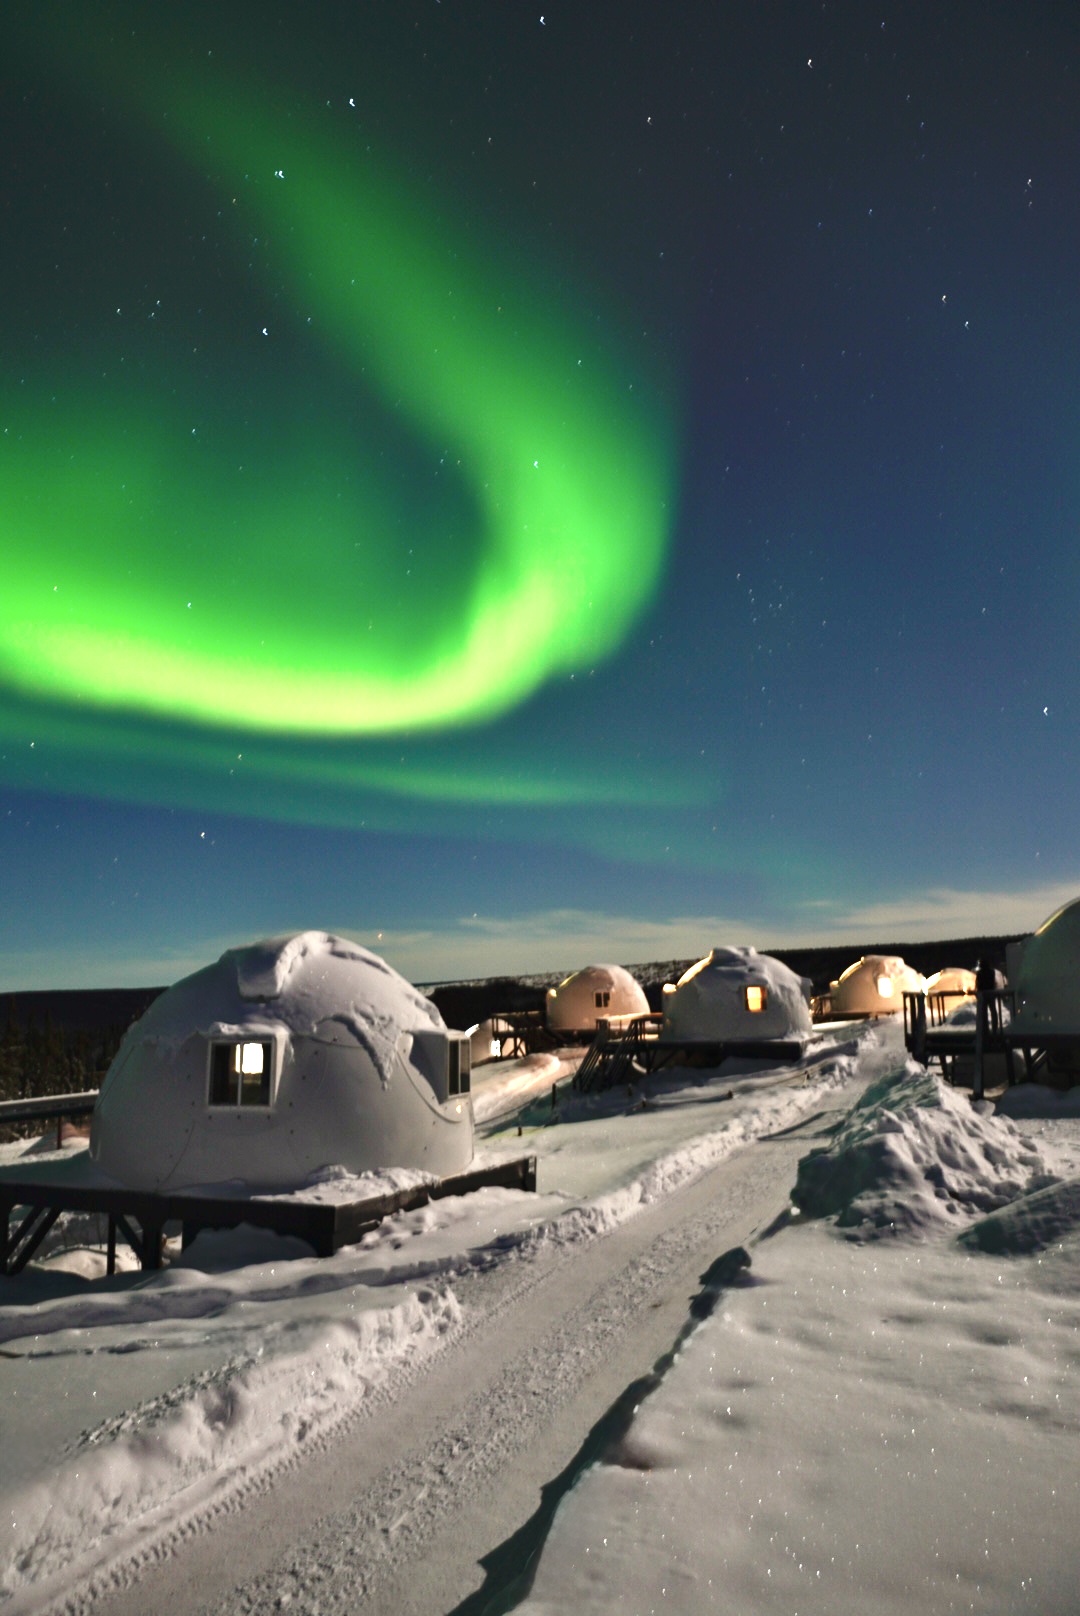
[1,2,1077,988]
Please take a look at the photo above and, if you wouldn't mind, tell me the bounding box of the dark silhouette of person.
[975,957,999,1036]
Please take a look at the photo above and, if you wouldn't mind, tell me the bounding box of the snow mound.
[959,1175,1080,1256]
[171,1224,317,1271]
[996,1082,1080,1118]
[0,1284,462,1605]
[793,1061,1054,1238]
[262,1163,435,1206]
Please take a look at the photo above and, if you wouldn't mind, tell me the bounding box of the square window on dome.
[208,1040,274,1107]
[448,1035,472,1097]
[744,984,768,1013]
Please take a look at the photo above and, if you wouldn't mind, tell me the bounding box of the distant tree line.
[0,1008,130,1141]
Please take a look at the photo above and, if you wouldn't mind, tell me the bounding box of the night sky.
[1,2,1078,990]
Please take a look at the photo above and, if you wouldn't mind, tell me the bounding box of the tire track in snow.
[91,1094,856,1616]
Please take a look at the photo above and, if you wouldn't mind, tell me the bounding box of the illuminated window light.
[210,1039,273,1107]
[744,984,768,1013]
[876,976,895,998]
[235,1041,266,1075]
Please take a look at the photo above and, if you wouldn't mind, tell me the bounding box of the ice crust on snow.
[793,1060,1053,1237]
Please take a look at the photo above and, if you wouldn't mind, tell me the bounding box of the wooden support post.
[107,1216,117,1276]
[140,1218,164,1270]
[973,990,986,1102]
[5,1203,45,1272]
[3,1205,62,1274]
[911,992,927,1067]
[113,1212,143,1268]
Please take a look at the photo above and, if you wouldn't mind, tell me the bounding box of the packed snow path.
[13,1029,1072,1615]
[82,1102,850,1616]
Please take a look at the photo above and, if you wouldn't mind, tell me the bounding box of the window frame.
[448,1034,472,1097]
[206,1037,277,1110]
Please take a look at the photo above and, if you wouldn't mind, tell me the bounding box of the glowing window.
[744,984,768,1013]
[208,1039,274,1107]
[876,976,895,998]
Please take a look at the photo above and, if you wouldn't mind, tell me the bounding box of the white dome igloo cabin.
[1010,897,1080,1040]
[660,947,812,1043]
[546,964,649,1036]
[90,932,473,1193]
[825,954,925,1017]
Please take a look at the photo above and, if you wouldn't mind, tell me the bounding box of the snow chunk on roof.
[113,931,445,1062]
[793,1062,1054,1239]
[231,931,388,1001]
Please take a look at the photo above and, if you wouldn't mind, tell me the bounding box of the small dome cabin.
[1009,899,1080,1077]
[546,964,649,1037]
[824,954,925,1018]
[90,931,473,1193]
[924,967,977,1016]
[469,1015,525,1066]
[660,947,812,1044]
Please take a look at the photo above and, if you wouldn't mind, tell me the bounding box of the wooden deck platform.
[0,1154,537,1277]
[903,989,1033,1096]
[574,1016,808,1094]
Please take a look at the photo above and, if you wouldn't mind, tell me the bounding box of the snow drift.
[792,1062,1054,1237]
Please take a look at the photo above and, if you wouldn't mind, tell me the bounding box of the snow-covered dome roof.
[925,967,976,1000]
[90,931,473,1193]
[546,963,649,1033]
[828,955,925,1016]
[1011,898,1080,1037]
[660,947,812,1043]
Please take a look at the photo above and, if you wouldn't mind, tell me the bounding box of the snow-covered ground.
[1,1024,1078,1614]
[519,1060,1080,1616]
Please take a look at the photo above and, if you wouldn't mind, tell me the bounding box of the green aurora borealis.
[1,25,674,747]
[7,2,1078,991]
